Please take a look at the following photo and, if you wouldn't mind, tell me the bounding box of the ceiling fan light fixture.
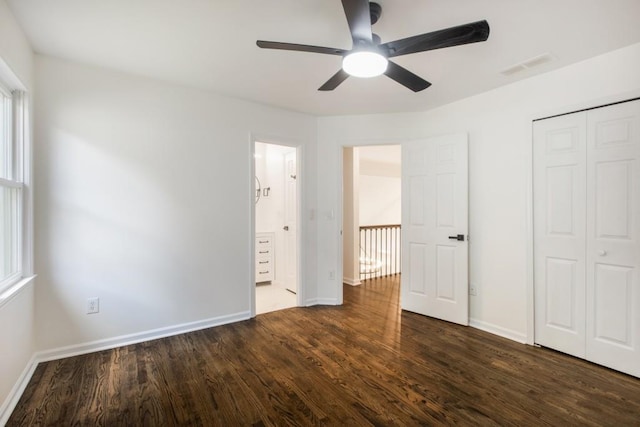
[342,51,388,78]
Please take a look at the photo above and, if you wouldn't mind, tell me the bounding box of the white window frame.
[0,71,31,296]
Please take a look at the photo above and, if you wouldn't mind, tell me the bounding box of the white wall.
[33,55,317,352]
[358,146,401,227]
[317,42,640,338]
[359,174,400,225]
[358,150,401,226]
[341,147,359,285]
[0,0,35,422]
[0,0,32,89]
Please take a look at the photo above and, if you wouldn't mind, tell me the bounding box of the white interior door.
[401,134,469,326]
[283,150,298,294]
[533,112,588,357]
[585,100,640,377]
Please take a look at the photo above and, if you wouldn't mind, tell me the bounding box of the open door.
[283,150,298,293]
[401,134,469,325]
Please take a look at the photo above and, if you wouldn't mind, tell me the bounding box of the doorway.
[254,141,299,314]
[341,135,469,326]
[342,145,402,288]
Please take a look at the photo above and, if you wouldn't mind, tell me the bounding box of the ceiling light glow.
[343,51,388,78]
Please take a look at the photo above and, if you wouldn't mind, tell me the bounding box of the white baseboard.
[304,297,339,306]
[0,353,38,427]
[36,311,251,363]
[315,298,340,305]
[469,318,528,344]
[342,277,361,286]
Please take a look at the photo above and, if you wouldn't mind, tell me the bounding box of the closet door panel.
[534,112,587,357]
[586,100,640,377]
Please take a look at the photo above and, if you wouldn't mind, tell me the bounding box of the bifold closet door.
[534,99,640,378]
[534,111,587,358]
[585,100,640,377]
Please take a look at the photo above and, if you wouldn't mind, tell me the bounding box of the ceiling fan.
[257,0,490,92]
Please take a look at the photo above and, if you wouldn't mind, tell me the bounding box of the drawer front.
[256,257,271,271]
[256,268,272,281]
[256,236,273,251]
[256,247,272,257]
[256,259,273,282]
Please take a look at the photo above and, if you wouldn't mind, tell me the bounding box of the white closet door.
[586,100,640,377]
[534,112,587,357]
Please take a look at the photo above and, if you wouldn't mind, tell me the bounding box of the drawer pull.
[259,271,269,274]
[258,240,269,243]
[259,250,269,254]
[259,261,269,264]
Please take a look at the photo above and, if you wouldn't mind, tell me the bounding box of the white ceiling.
[7,0,640,116]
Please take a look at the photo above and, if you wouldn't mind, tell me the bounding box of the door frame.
[525,90,640,346]
[250,134,304,317]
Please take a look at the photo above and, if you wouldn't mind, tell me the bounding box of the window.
[0,79,27,292]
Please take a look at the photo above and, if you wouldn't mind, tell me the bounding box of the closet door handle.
[283,226,289,231]
[448,234,465,241]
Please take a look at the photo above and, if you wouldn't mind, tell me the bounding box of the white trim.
[0,353,38,426]
[19,93,33,277]
[308,297,340,306]
[0,177,22,188]
[470,318,528,344]
[35,310,251,363]
[249,136,257,317]
[0,274,35,309]
[343,277,361,286]
[524,118,535,345]
[0,58,27,92]
[0,80,11,97]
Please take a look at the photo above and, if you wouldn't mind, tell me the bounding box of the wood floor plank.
[7,275,640,426]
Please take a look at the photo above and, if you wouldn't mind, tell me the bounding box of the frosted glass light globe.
[342,51,388,78]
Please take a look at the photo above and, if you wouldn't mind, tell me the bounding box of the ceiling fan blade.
[318,69,350,91]
[341,0,373,44]
[382,20,490,58]
[384,61,431,92]
[257,40,346,56]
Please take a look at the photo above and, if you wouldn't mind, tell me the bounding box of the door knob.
[598,250,607,256]
[283,226,289,231]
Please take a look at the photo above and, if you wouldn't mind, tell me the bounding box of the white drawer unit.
[255,232,275,283]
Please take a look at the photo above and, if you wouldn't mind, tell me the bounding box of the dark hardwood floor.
[9,276,640,426]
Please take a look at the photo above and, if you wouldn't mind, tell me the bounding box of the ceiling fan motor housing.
[369,2,382,26]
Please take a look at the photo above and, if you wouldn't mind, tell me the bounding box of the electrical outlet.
[87,297,100,314]
[469,283,478,296]
[329,270,335,280]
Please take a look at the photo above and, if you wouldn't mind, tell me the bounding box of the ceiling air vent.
[500,53,554,76]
